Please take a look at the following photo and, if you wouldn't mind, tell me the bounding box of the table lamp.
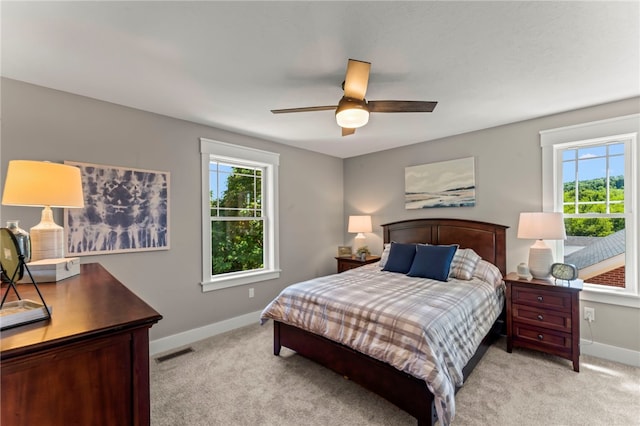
[348,215,372,254]
[517,212,566,279]
[2,160,84,262]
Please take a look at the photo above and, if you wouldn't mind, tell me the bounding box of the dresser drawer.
[512,322,572,352]
[511,285,572,312]
[512,304,572,332]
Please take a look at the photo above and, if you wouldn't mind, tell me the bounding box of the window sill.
[580,286,640,309]
[200,269,281,292]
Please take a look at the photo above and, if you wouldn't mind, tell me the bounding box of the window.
[210,162,263,275]
[541,114,639,306]
[200,138,280,291]
[560,140,629,288]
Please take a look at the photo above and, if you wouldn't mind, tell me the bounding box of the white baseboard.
[581,339,640,367]
[149,310,263,356]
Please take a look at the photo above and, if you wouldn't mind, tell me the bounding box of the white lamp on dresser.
[2,160,84,262]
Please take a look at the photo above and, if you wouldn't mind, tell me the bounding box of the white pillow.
[449,248,482,280]
[379,243,391,268]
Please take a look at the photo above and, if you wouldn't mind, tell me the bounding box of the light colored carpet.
[151,322,640,426]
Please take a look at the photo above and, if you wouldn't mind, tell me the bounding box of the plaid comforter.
[260,263,504,425]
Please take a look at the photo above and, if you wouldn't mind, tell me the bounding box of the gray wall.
[2,77,638,355]
[344,97,640,353]
[0,78,344,340]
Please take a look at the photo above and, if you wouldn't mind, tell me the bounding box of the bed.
[261,218,508,426]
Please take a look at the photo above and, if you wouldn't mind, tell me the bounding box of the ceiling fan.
[271,59,438,136]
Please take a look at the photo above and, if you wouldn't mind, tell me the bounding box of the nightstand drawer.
[512,305,572,332]
[512,323,571,352]
[335,256,381,273]
[511,285,571,312]
[339,262,362,273]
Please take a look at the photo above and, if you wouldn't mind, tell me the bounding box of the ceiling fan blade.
[368,100,438,113]
[271,105,337,114]
[343,59,371,100]
[342,127,356,136]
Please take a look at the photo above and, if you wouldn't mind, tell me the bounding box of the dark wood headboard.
[382,218,508,275]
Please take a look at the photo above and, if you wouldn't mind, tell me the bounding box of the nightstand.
[335,255,381,273]
[504,272,582,372]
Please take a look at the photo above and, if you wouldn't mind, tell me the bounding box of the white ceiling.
[2,1,638,158]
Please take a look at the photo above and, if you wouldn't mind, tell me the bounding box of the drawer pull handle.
[537,314,544,321]
[537,296,544,302]
[538,334,544,340]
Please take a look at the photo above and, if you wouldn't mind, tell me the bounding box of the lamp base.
[30,206,65,262]
[354,234,366,254]
[528,240,554,279]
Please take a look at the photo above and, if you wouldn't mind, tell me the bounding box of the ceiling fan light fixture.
[271,59,437,134]
[335,97,369,129]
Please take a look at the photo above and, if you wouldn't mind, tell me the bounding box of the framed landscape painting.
[405,157,475,209]
[64,161,170,256]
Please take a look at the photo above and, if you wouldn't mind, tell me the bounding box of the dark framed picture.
[64,161,170,256]
[338,246,352,257]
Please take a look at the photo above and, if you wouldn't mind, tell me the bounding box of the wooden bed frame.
[273,218,508,426]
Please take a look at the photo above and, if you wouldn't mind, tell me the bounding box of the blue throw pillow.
[382,243,417,274]
[407,244,458,281]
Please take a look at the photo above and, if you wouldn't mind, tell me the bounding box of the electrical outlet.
[584,307,595,322]
[249,288,254,298]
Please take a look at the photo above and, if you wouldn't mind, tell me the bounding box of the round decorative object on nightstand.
[550,262,578,284]
[517,262,531,279]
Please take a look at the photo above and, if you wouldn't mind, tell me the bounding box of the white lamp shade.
[517,212,566,240]
[348,215,372,233]
[2,160,84,208]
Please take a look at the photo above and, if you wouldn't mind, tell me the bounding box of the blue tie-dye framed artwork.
[64,161,170,256]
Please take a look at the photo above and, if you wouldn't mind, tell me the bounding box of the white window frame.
[200,138,280,292]
[540,114,639,308]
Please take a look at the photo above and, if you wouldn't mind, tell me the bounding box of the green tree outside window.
[210,165,264,275]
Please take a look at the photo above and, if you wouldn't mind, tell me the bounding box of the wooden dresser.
[504,272,582,372]
[1,263,162,425]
